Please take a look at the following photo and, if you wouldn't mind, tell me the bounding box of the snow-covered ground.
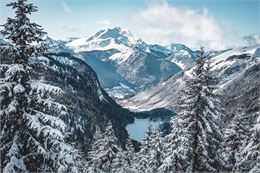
[126,118,161,142]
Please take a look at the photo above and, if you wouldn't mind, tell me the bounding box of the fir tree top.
[1,0,47,64]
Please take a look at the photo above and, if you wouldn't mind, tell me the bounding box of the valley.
[41,27,260,141]
[1,0,259,172]
[1,26,259,143]
[1,20,259,173]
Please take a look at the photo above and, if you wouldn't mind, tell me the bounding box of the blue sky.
[0,0,259,49]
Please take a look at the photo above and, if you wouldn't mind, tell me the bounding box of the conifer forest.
[0,0,259,172]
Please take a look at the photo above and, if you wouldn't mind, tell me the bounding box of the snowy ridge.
[66,27,152,66]
[211,45,260,70]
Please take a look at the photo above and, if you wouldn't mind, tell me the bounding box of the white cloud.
[131,0,226,50]
[243,34,260,46]
[61,0,71,13]
[97,20,112,29]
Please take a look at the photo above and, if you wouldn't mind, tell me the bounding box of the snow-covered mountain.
[121,45,260,113]
[2,27,197,100]
[66,27,146,53]
[166,43,197,69]
[65,27,196,99]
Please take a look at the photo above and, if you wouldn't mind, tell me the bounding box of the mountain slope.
[121,45,260,113]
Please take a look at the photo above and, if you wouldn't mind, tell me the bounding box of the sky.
[0,0,260,49]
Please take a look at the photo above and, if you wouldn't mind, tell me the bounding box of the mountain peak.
[66,27,140,52]
[85,27,134,42]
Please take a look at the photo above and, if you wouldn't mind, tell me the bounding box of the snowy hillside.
[121,45,260,112]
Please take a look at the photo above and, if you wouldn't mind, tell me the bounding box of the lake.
[126,118,161,142]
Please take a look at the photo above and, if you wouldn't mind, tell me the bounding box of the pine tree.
[133,123,153,173]
[148,126,163,173]
[111,148,130,173]
[1,0,46,64]
[223,109,251,170]
[157,118,183,173]
[0,0,76,172]
[87,122,120,173]
[124,138,137,172]
[133,124,163,173]
[72,146,88,173]
[233,112,260,172]
[125,138,135,166]
[160,47,224,172]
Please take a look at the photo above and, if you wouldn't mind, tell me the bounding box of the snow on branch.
[0,64,10,73]
[0,82,15,98]
[24,113,65,140]
[3,98,19,114]
[33,96,67,115]
[5,64,31,78]
[33,109,66,131]
[3,133,26,173]
[30,81,64,96]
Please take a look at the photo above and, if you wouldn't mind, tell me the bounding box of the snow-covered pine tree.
[160,47,224,172]
[123,137,137,172]
[133,123,153,173]
[87,122,120,173]
[0,0,76,172]
[111,148,130,173]
[157,118,182,173]
[233,111,260,172]
[1,0,46,63]
[222,109,251,170]
[72,145,88,173]
[148,126,163,173]
[125,138,135,166]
